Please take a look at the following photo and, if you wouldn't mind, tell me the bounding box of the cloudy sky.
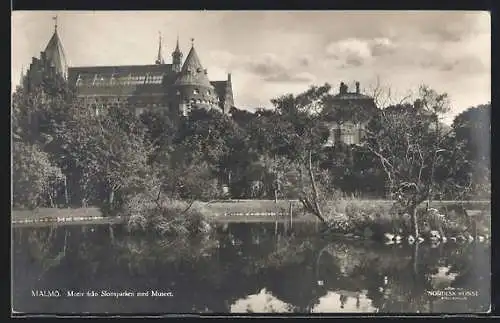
[12,11,490,123]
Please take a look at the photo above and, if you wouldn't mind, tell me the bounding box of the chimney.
[339,82,347,95]
[414,99,423,110]
[228,73,232,83]
[356,82,360,94]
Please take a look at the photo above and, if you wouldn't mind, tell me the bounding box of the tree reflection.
[12,223,490,314]
[230,288,295,313]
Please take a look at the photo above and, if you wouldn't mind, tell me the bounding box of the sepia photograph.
[11,10,491,315]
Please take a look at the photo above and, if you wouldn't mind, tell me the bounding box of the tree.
[94,105,153,210]
[450,104,491,199]
[12,142,63,209]
[267,84,336,223]
[363,85,453,237]
[52,103,153,211]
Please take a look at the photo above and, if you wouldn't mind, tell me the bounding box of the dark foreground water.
[12,222,490,314]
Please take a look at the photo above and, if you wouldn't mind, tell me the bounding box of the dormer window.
[193,89,199,95]
[207,90,211,95]
[196,68,202,73]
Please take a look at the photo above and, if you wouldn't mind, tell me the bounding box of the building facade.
[322,81,378,146]
[23,23,235,118]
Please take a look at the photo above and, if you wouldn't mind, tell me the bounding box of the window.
[75,74,81,86]
[343,133,355,145]
[135,108,145,117]
[207,90,211,95]
[193,89,199,95]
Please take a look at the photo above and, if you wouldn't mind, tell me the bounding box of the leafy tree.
[52,103,153,211]
[450,104,491,199]
[12,142,63,209]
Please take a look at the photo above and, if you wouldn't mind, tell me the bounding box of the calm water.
[12,222,490,314]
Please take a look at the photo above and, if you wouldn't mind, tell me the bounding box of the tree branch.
[308,150,326,221]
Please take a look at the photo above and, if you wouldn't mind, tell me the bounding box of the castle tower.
[43,15,68,79]
[155,31,165,65]
[171,35,183,73]
[24,15,68,92]
[173,38,217,115]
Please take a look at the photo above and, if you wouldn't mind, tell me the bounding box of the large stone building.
[22,21,235,118]
[322,81,378,146]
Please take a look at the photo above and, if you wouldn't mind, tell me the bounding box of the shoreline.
[11,199,490,229]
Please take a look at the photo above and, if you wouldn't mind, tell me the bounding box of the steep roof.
[44,29,68,79]
[172,35,182,56]
[332,92,373,100]
[68,64,174,97]
[210,81,228,101]
[174,45,213,88]
[155,32,165,65]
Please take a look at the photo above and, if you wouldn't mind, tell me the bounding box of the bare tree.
[363,85,453,238]
[366,75,414,108]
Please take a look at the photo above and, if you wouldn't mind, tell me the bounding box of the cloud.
[264,71,316,83]
[321,33,488,77]
[325,38,372,67]
[298,55,312,67]
[369,38,397,57]
[419,12,490,42]
[324,37,397,68]
[435,56,487,74]
[240,53,314,84]
[245,53,285,76]
[403,41,489,75]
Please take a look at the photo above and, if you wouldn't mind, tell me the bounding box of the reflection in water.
[429,266,459,289]
[12,222,490,314]
[311,290,376,313]
[230,288,294,313]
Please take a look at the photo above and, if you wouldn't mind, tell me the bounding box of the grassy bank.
[12,199,490,221]
[12,199,490,239]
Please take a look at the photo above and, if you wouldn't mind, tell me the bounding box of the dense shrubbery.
[124,196,213,237]
[11,74,490,237]
[321,198,489,240]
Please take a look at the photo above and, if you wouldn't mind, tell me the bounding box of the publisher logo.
[425,287,480,301]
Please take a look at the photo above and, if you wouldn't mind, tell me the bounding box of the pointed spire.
[175,34,180,52]
[172,34,183,72]
[155,31,165,65]
[20,65,25,88]
[44,15,68,79]
[52,15,58,32]
[174,43,212,88]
